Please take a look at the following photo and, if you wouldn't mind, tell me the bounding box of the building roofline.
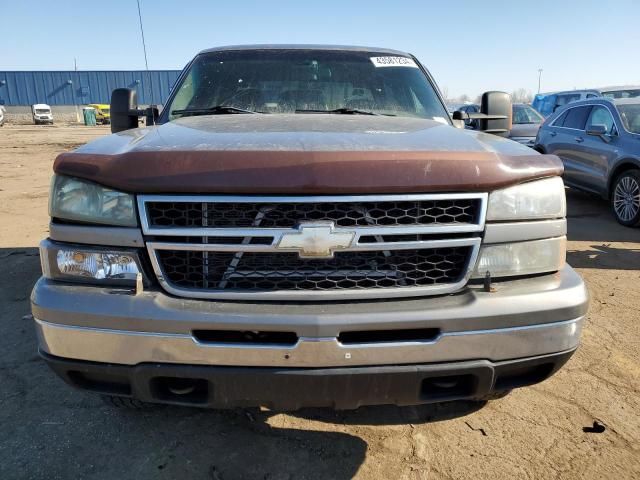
[0,70,180,74]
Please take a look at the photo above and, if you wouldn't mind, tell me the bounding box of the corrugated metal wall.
[0,70,181,106]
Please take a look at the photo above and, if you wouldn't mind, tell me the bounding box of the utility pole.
[537,68,543,94]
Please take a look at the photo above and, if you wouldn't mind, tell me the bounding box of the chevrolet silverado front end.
[31,46,588,410]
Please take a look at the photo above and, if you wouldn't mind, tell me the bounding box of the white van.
[31,104,54,124]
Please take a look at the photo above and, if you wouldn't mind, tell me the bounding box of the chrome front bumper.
[35,316,583,368]
[32,265,588,368]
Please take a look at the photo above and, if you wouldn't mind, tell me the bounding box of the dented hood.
[54,114,562,194]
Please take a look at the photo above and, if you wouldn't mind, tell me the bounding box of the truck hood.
[54,114,562,194]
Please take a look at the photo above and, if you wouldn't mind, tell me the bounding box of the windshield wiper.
[295,107,383,116]
[171,105,259,116]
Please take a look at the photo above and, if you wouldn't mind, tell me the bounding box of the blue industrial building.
[0,70,181,106]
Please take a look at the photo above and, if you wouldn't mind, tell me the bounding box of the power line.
[136,0,149,71]
[136,0,154,123]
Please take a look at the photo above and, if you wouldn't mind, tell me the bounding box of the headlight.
[487,177,566,221]
[49,175,137,226]
[40,240,144,285]
[472,237,566,279]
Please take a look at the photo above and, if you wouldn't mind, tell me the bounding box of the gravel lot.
[0,124,638,480]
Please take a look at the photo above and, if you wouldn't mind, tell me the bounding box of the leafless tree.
[511,88,533,104]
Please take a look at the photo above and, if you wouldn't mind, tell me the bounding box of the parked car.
[598,85,640,99]
[510,103,545,147]
[533,87,640,117]
[532,90,601,117]
[457,103,480,129]
[31,104,53,124]
[88,103,111,124]
[535,97,640,226]
[456,103,543,147]
[0,105,5,127]
[32,45,587,410]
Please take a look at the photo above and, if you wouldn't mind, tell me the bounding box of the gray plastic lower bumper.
[41,349,576,410]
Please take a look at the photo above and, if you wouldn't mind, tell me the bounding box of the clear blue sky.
[2,0,638,98]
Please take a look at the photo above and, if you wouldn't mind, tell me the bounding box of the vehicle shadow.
[565,188,640,243]
[565,188,640,270]
[567,243,640,270]
[283,399,487,426]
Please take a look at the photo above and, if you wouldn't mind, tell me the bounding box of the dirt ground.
[0,124,638,480]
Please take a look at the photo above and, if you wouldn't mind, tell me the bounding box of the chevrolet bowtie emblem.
[277,222,356,258]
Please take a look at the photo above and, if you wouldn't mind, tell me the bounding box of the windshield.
[512,104,544,124]
[602,89,640,99]
[35,109,50,114]
[166,49,449,121]
[617,104,640,134]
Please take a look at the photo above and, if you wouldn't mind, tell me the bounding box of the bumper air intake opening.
[150,377,209,404]
[420,374,477,400]
[494,362,555,390]
[67,370,131,396]
[338,328,440,345]
[193,329,298,346]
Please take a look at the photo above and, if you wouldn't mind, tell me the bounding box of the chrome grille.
[139,194,487,301]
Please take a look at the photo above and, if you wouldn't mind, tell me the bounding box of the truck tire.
[611,169,640,227]
[101,395,158,410]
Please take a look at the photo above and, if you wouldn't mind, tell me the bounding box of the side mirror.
[586,124,611,143]
[111,88,141,133]
[586,124,607,135]
[480,91,512,137]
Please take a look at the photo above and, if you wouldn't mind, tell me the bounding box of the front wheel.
[612,170,640,227]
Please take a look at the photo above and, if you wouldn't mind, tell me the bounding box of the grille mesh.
[157,247,470,291]
[147,199,479,228]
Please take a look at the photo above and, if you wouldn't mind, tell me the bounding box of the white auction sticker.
[370,56,418,68]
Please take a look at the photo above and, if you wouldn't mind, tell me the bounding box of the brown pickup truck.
[32,45,587,410]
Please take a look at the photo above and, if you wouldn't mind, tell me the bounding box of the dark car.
[535,97,640,226]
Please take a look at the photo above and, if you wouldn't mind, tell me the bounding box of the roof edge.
[198,44,412,56]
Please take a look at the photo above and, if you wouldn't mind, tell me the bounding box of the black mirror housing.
[586,124,607,136]
[111,88,141,133]
[480,91,512,137]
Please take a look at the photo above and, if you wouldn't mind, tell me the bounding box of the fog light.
[40,240,144,285]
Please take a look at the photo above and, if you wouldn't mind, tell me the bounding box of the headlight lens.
[472,237,566,279]
[487,177,566,221]
[49,175,137,227]
[40,240,143,285]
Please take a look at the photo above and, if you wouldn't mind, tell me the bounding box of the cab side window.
[586,105,615,134]
[560,106,592,130]
[552,109,569,127]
